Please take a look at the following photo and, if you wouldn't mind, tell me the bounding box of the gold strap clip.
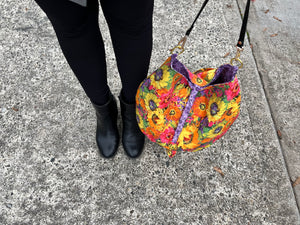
[170,36,188,55]
[230,46,244,69]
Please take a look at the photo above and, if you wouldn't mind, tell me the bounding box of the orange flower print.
[199,137,212,144]
[174,83,190,99]
[156,88,169,97]
[164,104,182,121]
[136,86,141,98]
[138,98,146,111]
[178,88,190,98]
[145,126,160,140]
[192,96,208,118]
[148,109,164,132]
[190,75,207,86]
[235,94,241,104]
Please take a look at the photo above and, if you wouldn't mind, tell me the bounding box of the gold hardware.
[230,58,243,68]
[230,46,244,69]
[170,36,187,55]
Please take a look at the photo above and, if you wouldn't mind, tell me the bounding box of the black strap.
[185,0,251,48]
[237,0,251,48]
[185,0,210,36]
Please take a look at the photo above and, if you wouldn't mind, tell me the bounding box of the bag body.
[136,54,241,157]
[135,0,251,157]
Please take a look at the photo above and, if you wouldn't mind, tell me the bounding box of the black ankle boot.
[92,94,119,158]
[118,94,145,158]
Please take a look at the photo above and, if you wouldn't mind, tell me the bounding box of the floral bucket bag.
[136,0,251,158]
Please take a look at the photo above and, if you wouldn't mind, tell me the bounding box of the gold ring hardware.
[230,46,244,69]
[170,36,188,55]
[230,58,244,69]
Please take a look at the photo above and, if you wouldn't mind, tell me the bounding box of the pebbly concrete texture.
[0,0,299,225]
[237,0,300,207]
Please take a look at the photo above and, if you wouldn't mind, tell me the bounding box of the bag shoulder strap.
[236,0,251,48]
[185,0,210,36]
[171,0,251,55]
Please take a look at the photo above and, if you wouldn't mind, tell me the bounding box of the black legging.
[34,0,154,105]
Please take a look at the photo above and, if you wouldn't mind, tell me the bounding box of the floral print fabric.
[136,54,241,158]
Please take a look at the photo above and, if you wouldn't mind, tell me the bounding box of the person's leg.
[34,0,119,157]
[100,0,154,157]
[100,0,154,104]
[34,0,110,105]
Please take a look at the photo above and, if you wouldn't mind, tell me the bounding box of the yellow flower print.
[222,96,240,121]
[168,119,178,129]
[174,83,184,91]
[177,126,199,150]
[206,124,226,139]
[148,108,165,132]
[160,70,173,88]
[149,66,172,90]
[205,69,217,83]
[207,94,227,123]
[144,92,159,112]
[149,69,164,90]
[193,68,216,83]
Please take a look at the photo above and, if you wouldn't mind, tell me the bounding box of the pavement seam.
[235,0,300,214]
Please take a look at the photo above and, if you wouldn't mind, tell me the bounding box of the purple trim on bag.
[170,54,208,144]
[171,55,189,78]
[169,54,239,144]
[171,54,193,86]
[171,88,202,143]
[210,64,238,86]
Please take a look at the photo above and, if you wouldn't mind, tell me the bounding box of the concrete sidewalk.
[237,0,300,207]
[0,0,299,224]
